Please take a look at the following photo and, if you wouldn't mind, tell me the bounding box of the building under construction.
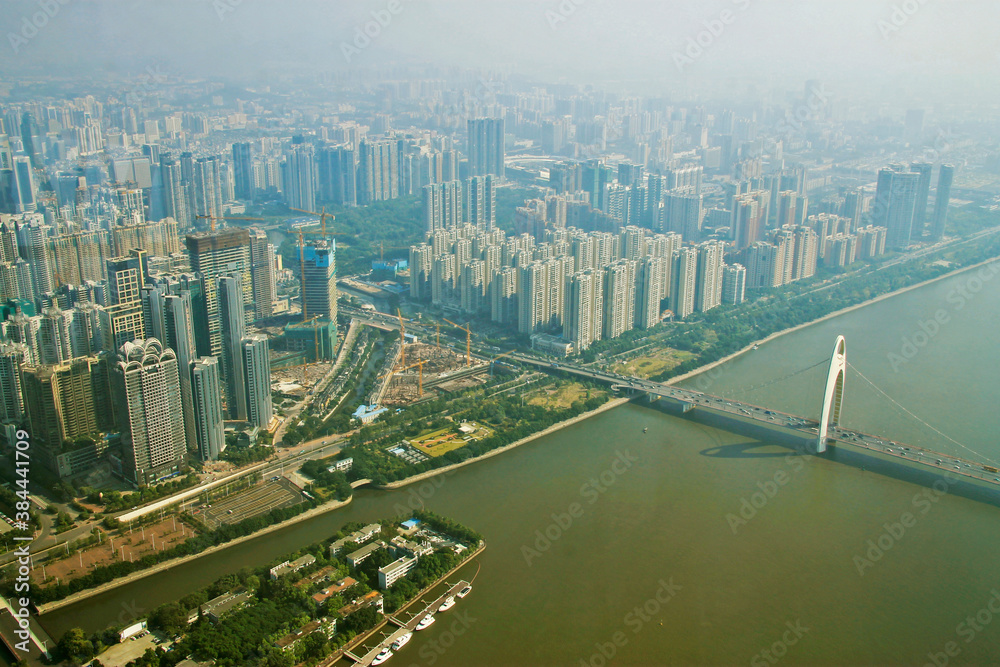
[380,342,487,406]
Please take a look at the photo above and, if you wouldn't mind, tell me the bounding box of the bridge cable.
[735,358,829,396]
[846,362,998,466]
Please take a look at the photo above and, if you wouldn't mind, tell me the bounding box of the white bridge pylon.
[817,335,846,453]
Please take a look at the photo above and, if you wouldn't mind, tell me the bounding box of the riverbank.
[669,253,1000,386]
[35,496,354,615]
[377,397,632,490]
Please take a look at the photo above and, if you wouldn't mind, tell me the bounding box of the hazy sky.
[0,0,996,98]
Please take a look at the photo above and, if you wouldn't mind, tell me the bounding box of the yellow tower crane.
[443,319,473,367]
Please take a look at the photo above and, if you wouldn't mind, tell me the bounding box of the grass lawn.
[611,348,695,379]
[527,382,606,409]
[409,422,494,457]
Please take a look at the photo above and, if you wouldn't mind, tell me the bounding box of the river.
[31,265,1000,666]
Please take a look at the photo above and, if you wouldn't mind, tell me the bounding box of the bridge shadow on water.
[642,397,1000,510]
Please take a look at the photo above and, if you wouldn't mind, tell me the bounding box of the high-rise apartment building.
[931,165,954,241]
[242,334,272,429]
[191,356,225,461]
[112,338,186,486]
[467,118,505,180]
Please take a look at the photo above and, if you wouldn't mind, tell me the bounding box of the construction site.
[379,341,489,406]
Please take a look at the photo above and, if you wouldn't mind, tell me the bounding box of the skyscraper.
[635,256,665,328]
[358,139,399,204]
[465,175,496,229]
[671,247,698,319]
[242,334,272,429]
[874,165,920,250]
[185,228,252,356]
[219,275,247,421]
[147,288,199,455]
[722,264,747,305]
[602,259,636,339]
[909,162,933,232]
[302,241,337,322]
[467,118,505,180]
[112,338,186,486]
[423,181,463,233]
[283,144,317,211]
[695,242,725,313]
[248,228,274,320]
[0,341,27,422]
[563,269,603,352]
[232,142,254,202]
[191,356,225,461]
[931,165,954,242]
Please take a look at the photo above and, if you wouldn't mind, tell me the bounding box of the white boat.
[391,632,412,650]
[456,585,472,599]
[415,614,435,630]
[438,597,456,612]
[372,647,393,665]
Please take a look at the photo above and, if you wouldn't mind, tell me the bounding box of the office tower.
[662,191,703,242]
[635,256,665,328]
[582,160,611,211]
[242,334,272,429]
[695,242,725,313]
[842,189,864,232]
[722,264,747,305]
[564,269,603,351]
[219,275,248,421]
[423,181,463,233]
[185,228,252,356]
[466,175,495,229]
[232,142,253,202]
[460,260,486,314]
[467,118,505,180]
[247,228,274,320]
[671,247,698,319]
[358,139,399,204]
[11,156,36,212]
[112,338,186,485]
[0,342,27,421]
[191,356,225,460]
[909,162,932,232]
[284,143,317,211]
[874,165,919,250]
[302,241,337,321]
[601,259,636,339]
[931,165,954,241]
[19,112,42,168]
[104,250,148,348]
[193,156,224,219]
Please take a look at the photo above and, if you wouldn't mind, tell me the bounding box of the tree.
[57,627,94,662]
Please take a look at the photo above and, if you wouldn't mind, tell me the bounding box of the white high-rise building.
[563,269,603,352]
[695,241,725,313]
[671,247,698,319]
[113,339,186,486]
[602,259,636,339]
[242,334,272,429]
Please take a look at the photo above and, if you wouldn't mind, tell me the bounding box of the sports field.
[409,421,493,457]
